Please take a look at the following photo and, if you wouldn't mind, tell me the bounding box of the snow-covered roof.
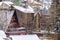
[10,35,40,40]
[0,1,13,6]
[13,6,34,13]
[3,1,13,5]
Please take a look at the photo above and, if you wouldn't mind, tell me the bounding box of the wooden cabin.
[0,1,35,34]
[13,6,34,33]
[6,5,35,34]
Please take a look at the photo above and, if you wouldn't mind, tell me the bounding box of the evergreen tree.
[14,0,22,6]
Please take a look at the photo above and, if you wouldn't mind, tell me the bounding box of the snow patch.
[0,30,6,38]
[10,35,40,40]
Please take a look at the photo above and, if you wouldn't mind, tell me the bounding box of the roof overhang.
[13,6,34,13]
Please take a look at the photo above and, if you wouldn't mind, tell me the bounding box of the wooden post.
[36,0,40,32]
[26,13,28,33]
[36,13,39,32]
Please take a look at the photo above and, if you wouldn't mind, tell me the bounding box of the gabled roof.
[13,6,34,13]
[3,1,14,6]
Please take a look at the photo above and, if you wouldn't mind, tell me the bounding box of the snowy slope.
[10,35,40,40]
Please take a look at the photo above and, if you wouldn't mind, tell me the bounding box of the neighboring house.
[0,1,14,31]
[13,5,34,31]
[0,9,14,31]
[0,1,14,9]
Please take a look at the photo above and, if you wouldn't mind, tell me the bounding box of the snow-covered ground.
[0,30,6,38]
[10,34,40,40]
[0,30,40,40]
[0,30,7,40]
[41,30,55,34]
